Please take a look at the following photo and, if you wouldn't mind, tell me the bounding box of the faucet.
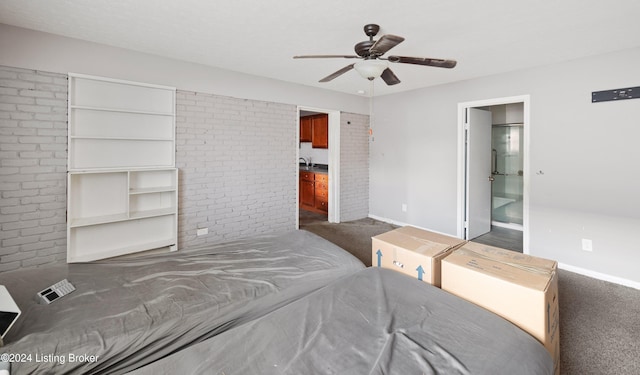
[299,157,309,167]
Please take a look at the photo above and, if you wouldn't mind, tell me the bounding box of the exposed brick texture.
[0,66,68,272]
[0,65,370,272]
[340,112,370,221]
[175,90,298,248]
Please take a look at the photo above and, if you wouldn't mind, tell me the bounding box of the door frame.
[456,95,531,253]
[296,106,341,227]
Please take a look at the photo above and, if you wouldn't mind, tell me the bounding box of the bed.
[129,267,554,375]
[0,230,364,375]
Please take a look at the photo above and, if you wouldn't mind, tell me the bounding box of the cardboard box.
[371,226,466,287]
[441,241,560,375]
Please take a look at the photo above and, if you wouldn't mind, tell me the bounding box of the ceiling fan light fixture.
[294,24,456,85]
[354,59,388,80]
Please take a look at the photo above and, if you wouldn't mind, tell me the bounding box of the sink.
[299,164,328,173]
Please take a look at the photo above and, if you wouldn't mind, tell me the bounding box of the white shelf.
[129,207,176,220]
[69,74,175,113]
[69,238,177,263]
[68,74,176,171]
[70,104,174,116]
[69,207,176,228]
[67,168,178,262]
[70,106,174,140]
[68,134,174,171]
[70,212,129,228]
[70,136,173,141]
[67,74,177,263]
[68,217,176,263]
[130,186,176,194]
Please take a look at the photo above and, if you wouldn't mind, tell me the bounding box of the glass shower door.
[491,125,523,226]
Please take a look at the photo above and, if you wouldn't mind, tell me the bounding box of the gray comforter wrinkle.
[0,230,364,374]
[129,267,553,375]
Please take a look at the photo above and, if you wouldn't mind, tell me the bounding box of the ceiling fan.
[293,24,457,86]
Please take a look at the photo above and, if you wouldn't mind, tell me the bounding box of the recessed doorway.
[296,106,341,229]
[457,95,530,254]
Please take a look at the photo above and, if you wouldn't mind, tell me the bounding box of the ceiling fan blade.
[388,56,457,68]
[319,64,355,82]
[294,55,360,59]
[380,68,401,86]
[369,34,405,56]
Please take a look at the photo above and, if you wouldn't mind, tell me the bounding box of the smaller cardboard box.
[441,242,560,375]
[371,226,466,287]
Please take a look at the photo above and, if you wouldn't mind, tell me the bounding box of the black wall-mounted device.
[592,86,639,103]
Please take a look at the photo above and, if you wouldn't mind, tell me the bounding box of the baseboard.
[558,263,640,290]
[368,215,640,290]
[367,214,461,238]
[368,214,407,228]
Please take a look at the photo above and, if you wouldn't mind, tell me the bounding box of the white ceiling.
[2,0,640,96]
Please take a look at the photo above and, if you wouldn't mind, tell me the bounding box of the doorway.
[296,106,341,229]
[457,96,530,254]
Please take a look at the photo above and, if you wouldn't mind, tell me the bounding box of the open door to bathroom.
[458,96,529,254]
[465,108,493,240]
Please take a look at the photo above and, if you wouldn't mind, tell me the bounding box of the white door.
[466,108,493,239]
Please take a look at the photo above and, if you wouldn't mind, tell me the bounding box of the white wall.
[371,47,640,286]
[299,143,329,165]
[0,24,368,115]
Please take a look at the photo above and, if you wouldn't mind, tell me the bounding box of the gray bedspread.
[0,230,364,375]
[130,267,554,375]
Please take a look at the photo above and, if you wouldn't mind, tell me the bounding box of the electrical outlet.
[581,239,593,252]
[196,228,209,236]
[401,204,407,212]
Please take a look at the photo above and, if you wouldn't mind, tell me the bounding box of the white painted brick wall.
[0,66,68,272]
[0,65,371,272]
[176,91,297,248]
[340,112,370,221]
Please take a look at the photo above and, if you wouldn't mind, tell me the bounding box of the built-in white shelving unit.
[67,74,177,262]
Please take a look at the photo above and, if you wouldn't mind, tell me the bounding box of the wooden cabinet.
[311,114,328,149]
[300,114,328,148]
[299,171,315,209]
[300,116,312,142]
[299,171,328,215]
[314,174,328,213]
